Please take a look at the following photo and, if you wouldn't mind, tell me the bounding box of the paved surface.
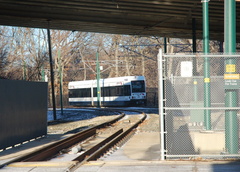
[101,132,161,161]
[77,160,240,172]
[1,131,240,172]
[1,113,240,172]
[76,131,240,172]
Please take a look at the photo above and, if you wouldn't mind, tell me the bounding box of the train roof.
[68,76,145,88]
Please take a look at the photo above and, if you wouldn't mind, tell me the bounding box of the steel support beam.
[192,18,197,54]
[192,18,198,101]
[164,37,167,53]
[202,0,211,130]
[158,48,165,160]
[224,0,238,154]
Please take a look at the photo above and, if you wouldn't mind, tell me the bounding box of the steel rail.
[72,129,123,162]
[0,129,96,168]
[23,129,96,161]
[68,111,147,171]
[0,112,125,168]
[23,113,125,162]
[86,112,147,161]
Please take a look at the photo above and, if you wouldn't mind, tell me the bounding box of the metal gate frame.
[158,49,240,160]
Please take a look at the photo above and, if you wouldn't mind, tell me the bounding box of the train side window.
[101,87,105,97]
[123,85,131,96]
[77,89,81,97]
[93,88,97,97]
[102,87,110,97]
[79,89,83,97]
[110,87,116,96]
[82,89,85,97]
[69,90,74,97]
[87,88,91,97]
[81,88,91,97]
[106,87,110,96]
[69,89,79,97]
[101,87,104,96]
[116,86,123,96]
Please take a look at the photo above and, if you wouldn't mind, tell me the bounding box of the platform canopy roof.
[0,0,240,42]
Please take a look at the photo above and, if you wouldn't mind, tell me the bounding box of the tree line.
[0,26,227,106]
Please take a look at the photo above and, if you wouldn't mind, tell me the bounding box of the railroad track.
[0,109,146,171]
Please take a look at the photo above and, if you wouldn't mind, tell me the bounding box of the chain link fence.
[158,50,240,160]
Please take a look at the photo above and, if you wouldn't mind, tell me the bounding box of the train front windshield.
[131,80,145,93]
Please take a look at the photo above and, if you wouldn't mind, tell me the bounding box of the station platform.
[76,131,240,172]
[77,160,240,172]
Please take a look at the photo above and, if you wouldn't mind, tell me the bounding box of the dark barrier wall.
[0,79,48,150]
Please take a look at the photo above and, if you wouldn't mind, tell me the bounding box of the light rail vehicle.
[68,76,146,106]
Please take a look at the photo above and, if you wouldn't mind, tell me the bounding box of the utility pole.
[96,51,101,108]
[115,41,119,77]
[47,27,57,120]
[58,50,64,116]
[41,66,45,81]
